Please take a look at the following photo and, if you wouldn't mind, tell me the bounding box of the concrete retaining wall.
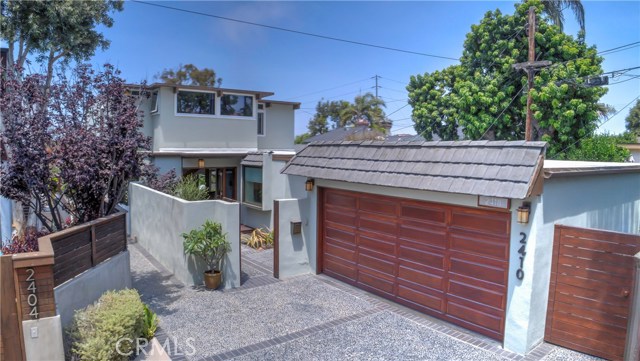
[129,183,241,289]
[54,251,132,327]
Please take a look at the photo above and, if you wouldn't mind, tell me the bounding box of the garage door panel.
[450,232,509,260]
[448,279,505,310]
[325,227,356,247]
[397,284,444,311]
[449,256,507,287]
[325,209,356,227]
[357,270,395,295]
[451,211,509,236]
[359,236,395,256]
[359,217,396,236]
[357,251,395,276]
[446,299,504,335]
[359,198,397,217]
[398,263,444,291]
[324,257,357,281]
[323,241,356,262]
[400,204,446,225]
[325,191,357,209]
[398,226,447,250]
[398,244,445,270]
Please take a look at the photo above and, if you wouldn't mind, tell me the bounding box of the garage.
[320,188,510,341]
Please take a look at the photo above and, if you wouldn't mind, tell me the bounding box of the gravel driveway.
[129,243,601,361]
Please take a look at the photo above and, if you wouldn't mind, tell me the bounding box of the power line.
[545,41,640,73]
[131,0,460,61]
[557,94,640,155]
[608,74,640,85]
[387,103,410,117]
[597,41,640,55]
[284,77,371,101]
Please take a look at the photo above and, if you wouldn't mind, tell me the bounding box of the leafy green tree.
[306,99,350,136]
[339,93,387,128]
[407,0,606,157]
[0,0,123,87]
[540,0,585,34]
[156,64,222,87]
[626,100,640,137]
[294,133,312,144]
[560,133,631,162]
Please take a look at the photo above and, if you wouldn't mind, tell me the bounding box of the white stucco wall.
[275,198,313,278]
[152,87,257,151]
[258,103,295,150]
[22,316,64,361]
[129,183,241,289]
[152,156,181,175]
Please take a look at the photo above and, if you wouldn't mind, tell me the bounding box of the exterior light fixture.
[305,179,314,192]
[198,159,205,169]
[517,203,531,224]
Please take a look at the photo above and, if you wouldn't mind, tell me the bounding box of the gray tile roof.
[281,140,547,199]
[241,152,264,167]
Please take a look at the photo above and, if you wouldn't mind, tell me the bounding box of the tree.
[626,100,640,137]
[306,99,350,136]
[0,64,150,232]
[540,0,585,34]
[156,64,222,87]
[407,0,606,157]
[0,0,123,88]
[339,93,387,128]
[560,133,632,162]
[294,133,312,144]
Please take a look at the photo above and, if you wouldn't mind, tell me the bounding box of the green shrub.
[171,174,209,201]
[142,304,158,339]
[182,220,230,272]
[67,289,154,361]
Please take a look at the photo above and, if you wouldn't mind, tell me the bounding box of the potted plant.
[181,220,231,289]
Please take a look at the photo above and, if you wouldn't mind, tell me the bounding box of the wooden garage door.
[320,188,510,341]
[546,225,640,360]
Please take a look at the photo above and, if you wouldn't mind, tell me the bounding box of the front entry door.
[215,168,236,201]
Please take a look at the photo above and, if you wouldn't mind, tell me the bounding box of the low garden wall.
[129,183,241,289]
[274,198,313,279]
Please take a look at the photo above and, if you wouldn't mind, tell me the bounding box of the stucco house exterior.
[136,83,299,229]
[273,140,640,358]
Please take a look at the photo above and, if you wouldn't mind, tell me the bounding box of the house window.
[183,167,236,201]
[243,166,262,206]
[257,104,265,136]
[221,94,253,117]
[176,90,215,115]
[150,91,158,113]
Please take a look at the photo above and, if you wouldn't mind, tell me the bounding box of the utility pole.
[372,75,381,99]
[513,7,551,141]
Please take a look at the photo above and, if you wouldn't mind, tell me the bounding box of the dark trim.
[316,187,324,275]
[544,166,640,178]
[271,154,294,162]
[273,200,279,279]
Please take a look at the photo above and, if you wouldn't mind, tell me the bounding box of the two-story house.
[137,83,299,230]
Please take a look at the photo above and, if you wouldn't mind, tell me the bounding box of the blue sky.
[83,1,639,136]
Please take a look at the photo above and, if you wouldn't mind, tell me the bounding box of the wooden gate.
[546,225,640,360]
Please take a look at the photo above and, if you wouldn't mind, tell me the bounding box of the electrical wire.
[285,77,372,101]
[131,0,460,61]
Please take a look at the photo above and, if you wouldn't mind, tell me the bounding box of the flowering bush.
[1,227,48,254]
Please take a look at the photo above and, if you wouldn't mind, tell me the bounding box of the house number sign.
[25,268,39,319]
[516,232,527,280]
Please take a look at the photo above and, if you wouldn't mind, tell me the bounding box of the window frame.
[257,103,266,136]
[219,92,256,119]
[150,90,159,113]
[242,165,263,207]
[175,89,217,117]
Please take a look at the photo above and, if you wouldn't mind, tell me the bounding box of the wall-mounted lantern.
[517,203,531,224]
[305,178,314,192]
[198,158,205,169]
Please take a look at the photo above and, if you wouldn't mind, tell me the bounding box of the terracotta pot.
[204,270,222,289]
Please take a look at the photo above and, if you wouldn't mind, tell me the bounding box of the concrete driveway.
[129,243,600,361]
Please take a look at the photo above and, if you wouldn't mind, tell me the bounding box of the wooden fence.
[0,211,126,361]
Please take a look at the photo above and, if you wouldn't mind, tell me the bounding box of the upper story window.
[221,94,253,117]
[150,91,158,113]
[177,90,215,115]
[257,103,265,136]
